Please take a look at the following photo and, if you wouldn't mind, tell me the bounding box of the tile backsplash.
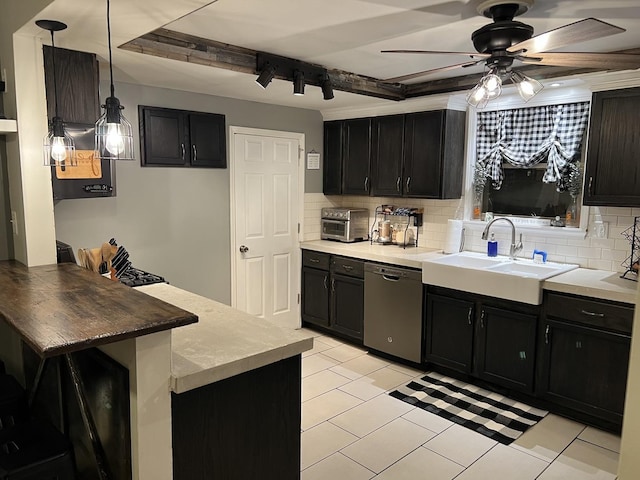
[303,193,639,273]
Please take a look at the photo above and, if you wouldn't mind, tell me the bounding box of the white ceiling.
[23,0,640,114]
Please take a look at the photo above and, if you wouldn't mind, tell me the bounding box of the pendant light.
[37,20,76,167]
[94,0,134,160]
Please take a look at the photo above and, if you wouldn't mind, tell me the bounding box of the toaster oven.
[321,208,369,242]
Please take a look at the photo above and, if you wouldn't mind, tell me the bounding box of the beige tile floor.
[300,329,621,480]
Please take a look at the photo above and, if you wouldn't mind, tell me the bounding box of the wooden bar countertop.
[0,260,198,358]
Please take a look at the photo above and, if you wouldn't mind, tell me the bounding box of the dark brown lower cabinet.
[301,250,364,342]
[538,291,633,428]
[172,355,301,480]
[424,286,539,393]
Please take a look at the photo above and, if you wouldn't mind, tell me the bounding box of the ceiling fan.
[382,0,640,103]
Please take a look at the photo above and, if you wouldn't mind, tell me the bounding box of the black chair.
[0,419,75,480]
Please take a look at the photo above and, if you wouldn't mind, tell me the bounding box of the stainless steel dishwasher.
[364,263,423,363]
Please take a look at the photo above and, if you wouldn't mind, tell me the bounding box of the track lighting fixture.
[293,70,305,96]
[37,19,76,167]
[321,74,334,100]
[256,63,276,89]
[94,0,134,160]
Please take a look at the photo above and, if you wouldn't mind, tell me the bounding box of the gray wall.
[54,81,323,304]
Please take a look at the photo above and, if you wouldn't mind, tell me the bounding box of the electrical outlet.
[594,221,609,239]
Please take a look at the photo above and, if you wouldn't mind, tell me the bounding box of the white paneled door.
[232,129,302,328]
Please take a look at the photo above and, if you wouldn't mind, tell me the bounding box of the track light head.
[293,70,305,96]
[256,63,276,89]
[321,74,334,100]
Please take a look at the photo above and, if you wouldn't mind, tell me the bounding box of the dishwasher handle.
[382,274,401,282]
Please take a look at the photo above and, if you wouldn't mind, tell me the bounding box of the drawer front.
[302,250,330,270]
[330,256,364,278]
[545,292,633,334]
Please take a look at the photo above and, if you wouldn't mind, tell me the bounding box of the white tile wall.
[304,194,638,274]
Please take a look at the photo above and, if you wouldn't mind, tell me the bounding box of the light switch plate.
[593,221,608,239]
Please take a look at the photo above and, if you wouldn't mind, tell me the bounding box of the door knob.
[239,245,249,253]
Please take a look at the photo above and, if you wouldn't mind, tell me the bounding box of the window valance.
[476,102,590,190]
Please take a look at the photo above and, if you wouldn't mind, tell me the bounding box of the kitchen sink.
[422,251,578,305]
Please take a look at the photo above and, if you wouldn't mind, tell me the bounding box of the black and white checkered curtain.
[476,102,590,190]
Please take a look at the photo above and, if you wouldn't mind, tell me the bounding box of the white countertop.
[301,240,440,269]
[136,283,314,394]
[301,241,639,306]
[543,268,639,305]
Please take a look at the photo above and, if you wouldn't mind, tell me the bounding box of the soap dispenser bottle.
[487,232,498,257]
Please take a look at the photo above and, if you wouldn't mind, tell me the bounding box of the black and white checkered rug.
[389,372,547,445]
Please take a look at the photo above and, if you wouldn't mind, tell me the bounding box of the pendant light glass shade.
[95,0,135,160]
[466,70,502,108]
[511,71,544,102]
[37,20,76,167]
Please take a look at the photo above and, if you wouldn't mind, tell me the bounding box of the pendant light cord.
[50,30,60,119]
[107,0,115,98]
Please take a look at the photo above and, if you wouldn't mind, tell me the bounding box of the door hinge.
[299,146,304,162]
[297,293,300,305]
[298,223,300,234]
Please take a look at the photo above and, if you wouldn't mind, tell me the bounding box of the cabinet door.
[370,115,404,197]
[342,118,371,195]
[331,274,364,341]
[584,87,640,206]
[301,267,330,327]
[323,121,343,195]
[140,107,188,166]
[404,110,464,199]
[475,306,537,393]
[43,46,100,125]
[425,293,474,373]
[189,113,227,168]
[540,319,630,425]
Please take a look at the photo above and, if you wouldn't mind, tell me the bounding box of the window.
[473,102,590,224]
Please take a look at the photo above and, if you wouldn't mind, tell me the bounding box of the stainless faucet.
[481,218,523,260]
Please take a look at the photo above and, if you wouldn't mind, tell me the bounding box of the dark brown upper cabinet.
[370,115,405,197]
[403,110,465,199]
[583,87,640,207]
[43,46,100,125]
[342,118,372,195]
[139,105,226,168]
[323,110,465,199]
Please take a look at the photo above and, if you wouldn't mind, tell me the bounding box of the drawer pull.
[309,258,320,263]
[342,265,354,271]
[331,278,335,292]
[323,275,328,290]
[396,177,401,192]
[480,310,485,328]
[467,307,472,325]
[581,309,605,318]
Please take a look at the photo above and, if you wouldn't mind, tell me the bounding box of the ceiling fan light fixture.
[512,71,544,101]
[293,70,305,96]
[256,63,276,89]
[466,83,490,108]
[481,71,502,98]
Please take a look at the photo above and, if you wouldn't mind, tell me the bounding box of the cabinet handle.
[545,325,550,344]
[467,307,472,325]
[331,278,335,292]
[309,258,320,263]
[406,176,411,192]
[480,310,485,328]
[364,176,369,191]
[181,143,185,162]
[396,177,401,192]
[323,275,328,290]
[588,176,593,195]
[581,309,605,318]
[192,144,197,163]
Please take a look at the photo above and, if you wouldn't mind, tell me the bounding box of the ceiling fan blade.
[384,60,483,83]
[507,18,625,55]
[519,52,640,70]
[381,49,490,59]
